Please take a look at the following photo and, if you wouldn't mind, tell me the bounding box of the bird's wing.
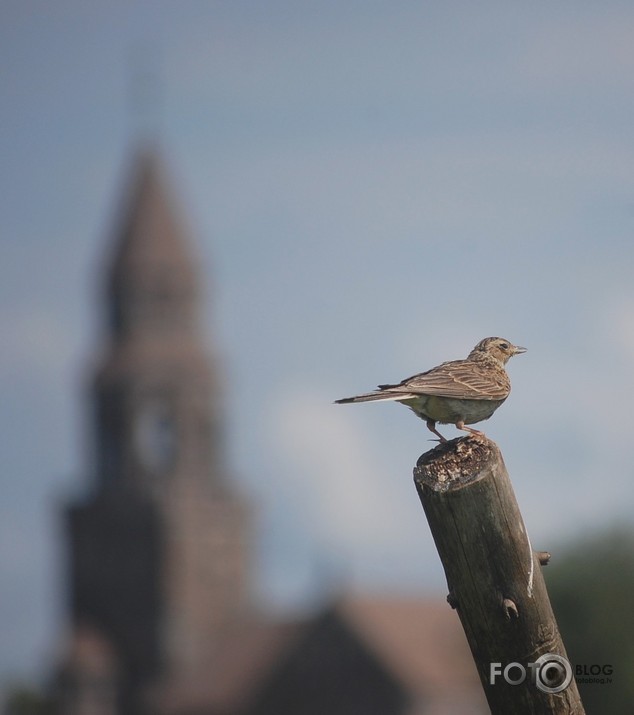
[379,359,510,401]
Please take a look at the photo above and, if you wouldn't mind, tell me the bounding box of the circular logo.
[534,653,573,693]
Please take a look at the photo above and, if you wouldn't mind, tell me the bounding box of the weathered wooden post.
[414,436,585,714]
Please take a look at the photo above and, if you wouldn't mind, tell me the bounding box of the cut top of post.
[414,437,499,493]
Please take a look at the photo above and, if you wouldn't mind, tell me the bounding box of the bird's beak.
[513,345,527,355]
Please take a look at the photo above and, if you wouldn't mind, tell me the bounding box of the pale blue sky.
[2,0,634,687]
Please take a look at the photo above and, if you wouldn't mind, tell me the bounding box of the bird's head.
[468,337,527,366]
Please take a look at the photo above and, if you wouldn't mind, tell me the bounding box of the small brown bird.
[335,337,526,442]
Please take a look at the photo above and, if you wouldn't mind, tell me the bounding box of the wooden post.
[414,436,585,715]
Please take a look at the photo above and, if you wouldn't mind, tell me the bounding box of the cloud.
[264,383,443,592]
[269,386,405,549]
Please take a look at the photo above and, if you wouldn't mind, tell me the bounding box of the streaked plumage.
[335,337,526,441]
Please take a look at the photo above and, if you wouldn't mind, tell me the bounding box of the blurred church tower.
[53,148,250,715]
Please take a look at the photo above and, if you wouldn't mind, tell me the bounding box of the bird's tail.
[335,390,413,404]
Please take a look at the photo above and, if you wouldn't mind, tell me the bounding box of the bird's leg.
[455,420,486,441]
[426,419,447,443]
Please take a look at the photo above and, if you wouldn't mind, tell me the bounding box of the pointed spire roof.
[109,147,197,284]
[104,147,204,342]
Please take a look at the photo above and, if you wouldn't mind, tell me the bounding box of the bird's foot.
[455,422,487,442]
[425,419,447,443]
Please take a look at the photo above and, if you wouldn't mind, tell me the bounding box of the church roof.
[150,596,486,715]
[338,596,477,694]
[336,596,485,713]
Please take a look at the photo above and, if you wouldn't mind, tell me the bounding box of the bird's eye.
[500,342,509,350]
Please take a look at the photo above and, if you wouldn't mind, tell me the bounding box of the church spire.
[107,148,200,342]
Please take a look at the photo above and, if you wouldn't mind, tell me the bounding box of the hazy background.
[2,0,634,687]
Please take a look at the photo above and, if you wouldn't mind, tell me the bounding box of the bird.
[335,337,526,442]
